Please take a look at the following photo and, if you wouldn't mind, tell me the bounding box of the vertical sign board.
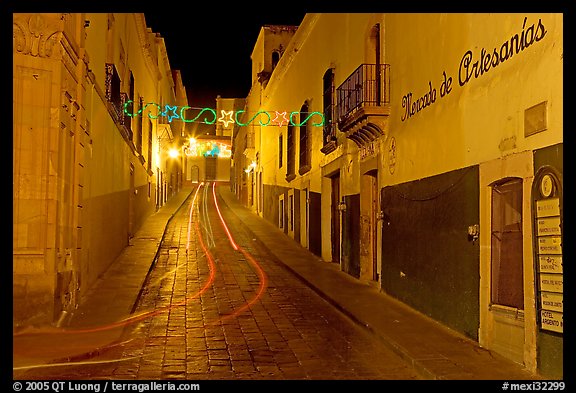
[534,171,563,334]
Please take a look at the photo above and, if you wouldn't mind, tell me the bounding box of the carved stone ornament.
[13,13,61,58]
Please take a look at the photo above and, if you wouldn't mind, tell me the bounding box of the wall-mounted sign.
[536,198,560,218]
[387,137,397,174]
[537,216,561,236]
[540,291,563,313]
[538,255,563,274]
[539,273,563,293]
[540,310,563,334]
[400,16,547,122]
[359,141,378,160]
[533,169,562,334]
[538,236,562,255]
[540,174,554,197]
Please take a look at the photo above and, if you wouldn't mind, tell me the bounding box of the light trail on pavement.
[13,183,216,372]
[13,180,270,372]
[14,183,215,336]
[207,181,268,325]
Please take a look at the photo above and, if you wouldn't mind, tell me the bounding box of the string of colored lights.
[184,138,231,158]
[123,100,325,127]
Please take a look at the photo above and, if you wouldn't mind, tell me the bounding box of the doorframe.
[128,163,135,239]
[360,169,379,283]
[301,185,309,249]
[331,172,341,264]
[479,151,537,371]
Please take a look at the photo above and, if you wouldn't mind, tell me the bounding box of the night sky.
[143,11,306,107]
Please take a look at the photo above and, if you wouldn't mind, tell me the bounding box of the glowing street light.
[245,161,257,174]
[168,148,179,158]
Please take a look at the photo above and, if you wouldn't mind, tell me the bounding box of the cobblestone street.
[16,183,420,380]
[13,11,562,382]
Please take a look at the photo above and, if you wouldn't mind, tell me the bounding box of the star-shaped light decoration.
[161,105,180,123]
[218,110,235,128]
[272,111,289,127]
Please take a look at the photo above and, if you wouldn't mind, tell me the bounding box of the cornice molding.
[134,13,161,81]
[263,13,320,103]
[13,13,62,58]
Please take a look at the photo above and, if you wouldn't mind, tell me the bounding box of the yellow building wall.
[382,13,563,375]
[81,14,158,292]
[245,13,563,375]
[260,13,386,194]
[383,13,563,186]
[14,12,184,327]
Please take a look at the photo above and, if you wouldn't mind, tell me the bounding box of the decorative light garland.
[183,138,232,159]
[123,101,324,127]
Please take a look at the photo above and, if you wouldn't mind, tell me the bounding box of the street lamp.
[168,148,179,158]
[245,160,257,173]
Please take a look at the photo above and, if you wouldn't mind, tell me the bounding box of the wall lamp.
[168,148,179,158]
[245,161,257,174]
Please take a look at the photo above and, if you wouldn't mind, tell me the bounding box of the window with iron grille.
[124,71,134,132]
[286,124,295,182]
[278,133,283,168]
[299,101,311,175]
[105,63,122,119]
[135,96,143,154]
[322,68,335,147]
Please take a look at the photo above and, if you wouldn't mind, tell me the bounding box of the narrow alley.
[13,13,563,384]
[13,183,420,380]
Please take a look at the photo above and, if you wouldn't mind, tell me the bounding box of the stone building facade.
[232,13,563,378]
[13,13,186,327]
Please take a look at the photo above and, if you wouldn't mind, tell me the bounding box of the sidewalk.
[68,185,194,329]
[217,184,543,381]
[13,186,194,371]
[14,182,545,380]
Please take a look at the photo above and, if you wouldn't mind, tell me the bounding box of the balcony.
[336,64,390,148]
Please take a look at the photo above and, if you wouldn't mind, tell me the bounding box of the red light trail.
[13,183,216,336]
[208,182,268,325]
[14,181,270,371]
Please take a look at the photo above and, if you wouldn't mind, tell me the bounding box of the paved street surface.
[14,183,420,380]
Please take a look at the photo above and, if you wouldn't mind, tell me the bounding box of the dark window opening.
[289,194,294,232]
[135,96,143,154]
[322,68,336,148]
[105,63,122,119]
[272,51,280,70]
[279,134,283,168]
[286,124,295,182]
[147,119,153,173]
[279,197,285,229]
[298,101,311,175]
[491,178,524,309]
[123,71,135,131]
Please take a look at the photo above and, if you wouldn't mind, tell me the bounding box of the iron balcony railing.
[336,63,390,122]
